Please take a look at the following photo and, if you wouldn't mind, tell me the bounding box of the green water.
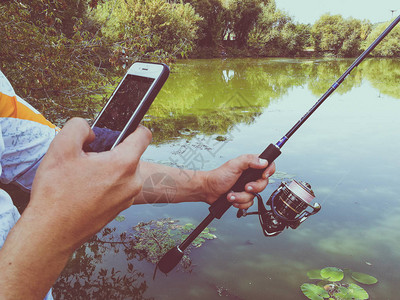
[55,58,400,299]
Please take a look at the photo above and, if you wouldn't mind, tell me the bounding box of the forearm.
[0,207,73,299]
[134,161,208,205]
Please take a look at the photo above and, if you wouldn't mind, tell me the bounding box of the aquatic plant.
[124,218,217,269]
[301,266,378,300]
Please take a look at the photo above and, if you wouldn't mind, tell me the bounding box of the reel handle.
[209,144,281,219]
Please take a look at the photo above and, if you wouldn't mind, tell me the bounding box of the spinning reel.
[237,180,321,236]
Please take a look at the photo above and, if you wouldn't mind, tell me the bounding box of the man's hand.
[204,154,275,209]
[29,118,152,250]
[0,118,151,299]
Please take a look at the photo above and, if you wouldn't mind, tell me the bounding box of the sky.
[274,0,400,24]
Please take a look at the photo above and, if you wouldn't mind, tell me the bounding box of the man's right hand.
[0,117,152,299]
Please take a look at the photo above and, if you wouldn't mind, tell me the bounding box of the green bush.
[363,19,400,57]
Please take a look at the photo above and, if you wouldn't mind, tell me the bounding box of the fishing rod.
[155,15,400,276]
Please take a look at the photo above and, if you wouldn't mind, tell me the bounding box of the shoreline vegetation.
[1,0,399,122]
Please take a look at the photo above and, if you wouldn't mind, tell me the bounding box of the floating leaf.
[347,283,369,300]
[351,272,378,285]
[215,135,227,141]
[335,286,351,299]
[183,223,195,231]
[321,267,344,282]
[270,171,296,180]
[334,283,369,300]
[307,269,323,280]
[192,237,205,247]
[300,283,329,300]
[115,215,125,222]
[202,233,217,239]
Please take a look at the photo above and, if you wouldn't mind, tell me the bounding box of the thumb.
[49,118,95,158]
[229,154,269,174]
[112,125,152,166]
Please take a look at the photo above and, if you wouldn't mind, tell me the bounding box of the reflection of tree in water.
[362,59,400,99]
[145,109,262,144]
[53,232,150,300]
[45,59,398,133]
[53,218,216,299]
[145,59,309,144]
[306,59,363,95]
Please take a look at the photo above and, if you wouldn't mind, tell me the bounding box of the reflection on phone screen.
[90,74,154,152]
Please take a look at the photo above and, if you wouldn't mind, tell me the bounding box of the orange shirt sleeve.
[0,92,58,129]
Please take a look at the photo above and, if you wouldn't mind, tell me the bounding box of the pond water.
[55,58,400,299]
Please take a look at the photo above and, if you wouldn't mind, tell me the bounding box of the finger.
[261,162,276,179]
[112,125,152,165]
[247,156,270,170]
[245,177,269,194]
[232,202,253,210]
[49,118,94,158]
[225,154,267,177]
[227,191,256,205]
[229,193,255,209]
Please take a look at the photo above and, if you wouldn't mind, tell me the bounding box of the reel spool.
[238,180,321,236]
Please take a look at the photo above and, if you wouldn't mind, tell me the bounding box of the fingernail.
[259,158,268,165]
[247,186,253,192]
[229,195,236,202]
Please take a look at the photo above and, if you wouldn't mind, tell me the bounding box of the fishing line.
[154,15,400,277]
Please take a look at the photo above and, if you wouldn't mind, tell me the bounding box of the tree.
[228,0,263,47]
[0,0,110,124]
[90,0,201,63]
[248,0,310,56]
[340,18,371,57]
[0,0,202,124]
[182,0,229,47]
[311,14,371,57]
[311,14,347,53]
[363,19,400,57]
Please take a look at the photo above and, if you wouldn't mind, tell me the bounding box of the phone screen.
[90,74,155,152]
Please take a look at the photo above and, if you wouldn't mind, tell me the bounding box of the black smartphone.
[90,62,169,152]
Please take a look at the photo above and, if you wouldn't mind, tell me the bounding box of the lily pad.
[336,283,369,300]
[335,286,351,299]
[115,215,126,222]
[270,171,296,180]
[307,269,324,280]
[183,223,195,231]
[300,283,329,300]
[215,135,227,142]
[321,267,344,282]
[348,283,369,299]
[351,272,378,285]
[202,233,217,239]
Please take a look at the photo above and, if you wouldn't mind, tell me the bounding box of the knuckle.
[243,153,254,162]
[69,117,89,129]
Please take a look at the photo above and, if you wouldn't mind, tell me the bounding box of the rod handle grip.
[209,144,281,219]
